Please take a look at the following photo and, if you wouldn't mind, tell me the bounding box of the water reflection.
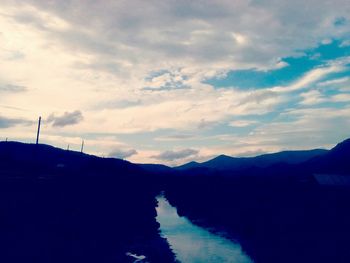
[156,196,253,263]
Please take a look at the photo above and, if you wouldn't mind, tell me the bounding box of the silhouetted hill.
[301,138,350,174]
[175,161,200,170]
[175,149,328,172]
[0,141,141,177]
[0,141,175,263]
[139,163,174,174]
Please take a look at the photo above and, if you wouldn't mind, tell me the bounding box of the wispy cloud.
[272,64,346,93]
[155,134,195,141]
[0,115,33,128]
[152,149,199,161]
[229,120,257,127]
[47,110,84,127]
[318,77,350,87]
[108,148,138,159]
[0,84,27,93]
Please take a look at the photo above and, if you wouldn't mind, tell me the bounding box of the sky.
[1,0,350,166]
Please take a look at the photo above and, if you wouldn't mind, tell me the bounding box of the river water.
[156,196,253,263]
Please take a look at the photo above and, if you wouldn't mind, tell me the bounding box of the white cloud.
[272,64,346,93]
[299,90,326,105]
[331,93,350,102]
[318,77,350,87]
[229,120,257,127]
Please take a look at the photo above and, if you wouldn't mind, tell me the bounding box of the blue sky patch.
[205,40,350,90]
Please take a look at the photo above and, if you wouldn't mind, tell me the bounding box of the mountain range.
[175,149,328,171]
[1,137,350,177]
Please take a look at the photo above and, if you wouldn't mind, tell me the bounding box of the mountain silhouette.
[301,138,350,174]
[1,138,350,263]
[175,149,328,171]
[0,141,140,177]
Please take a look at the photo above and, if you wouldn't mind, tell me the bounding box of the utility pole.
[36,116,41,145]
[80,139,84,153]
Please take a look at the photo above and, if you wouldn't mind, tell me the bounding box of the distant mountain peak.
[214,154,234,159]
[187,161,200,164]
[174,160,200,170]
[332,138,350,152]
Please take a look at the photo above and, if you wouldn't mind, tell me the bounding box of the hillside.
[301,138,350,174]
[0,141,175,263]
[0,141,141,177]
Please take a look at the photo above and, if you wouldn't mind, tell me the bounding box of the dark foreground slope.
[0,142,175,263]
[164,138,350,263]
[2,138,350,263]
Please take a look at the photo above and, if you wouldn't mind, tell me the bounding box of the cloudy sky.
[1,0,350,165]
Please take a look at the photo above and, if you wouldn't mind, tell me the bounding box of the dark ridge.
[0,141,139,176]
[175,160,200,170]
[175,148,328,172]
[300,137,350,174]
[139,163,174,174]
[327,137,350,157]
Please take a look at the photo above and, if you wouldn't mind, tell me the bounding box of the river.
[156,196,253,263]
